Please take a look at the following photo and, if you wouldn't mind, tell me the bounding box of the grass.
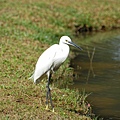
[0,38,94,119]
[0,0,120,42]
[0,38,94,120]
[0,0,120,119]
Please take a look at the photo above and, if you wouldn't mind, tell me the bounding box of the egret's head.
[59,36,83,50]
[59,36,72,44]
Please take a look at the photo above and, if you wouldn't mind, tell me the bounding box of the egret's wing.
[33,44,59,84]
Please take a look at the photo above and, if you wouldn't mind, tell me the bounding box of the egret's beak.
[69,41,83,51]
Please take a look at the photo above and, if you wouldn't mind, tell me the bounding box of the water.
[69,30,120,119]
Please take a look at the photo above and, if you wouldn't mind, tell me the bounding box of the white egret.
[29,36,82,112]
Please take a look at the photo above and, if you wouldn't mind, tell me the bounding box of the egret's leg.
[46,71,54,111]
[46,84,49,110]
[48,83,54,111]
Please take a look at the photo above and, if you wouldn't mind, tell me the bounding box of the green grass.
[0,39,94,119]
[0,0,120,43]
[0,0,120,119]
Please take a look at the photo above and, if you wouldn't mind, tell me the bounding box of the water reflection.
[70,31,120,119]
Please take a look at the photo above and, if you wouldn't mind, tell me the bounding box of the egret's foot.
[45,105,49,111]
[52,108,55,112]
[45,105,56,113]
[50,108,57,114]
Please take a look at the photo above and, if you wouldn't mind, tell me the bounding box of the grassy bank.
[0,0,120,43]
[0,0,120,119]
[0,38,94,119]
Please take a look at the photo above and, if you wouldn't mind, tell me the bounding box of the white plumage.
[29,36,82,111]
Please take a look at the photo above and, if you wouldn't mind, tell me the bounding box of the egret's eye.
[65,40,68,42]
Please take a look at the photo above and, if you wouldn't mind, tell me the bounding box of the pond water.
[69,30,120,120]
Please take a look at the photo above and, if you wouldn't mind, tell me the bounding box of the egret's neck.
[59,43,70,57]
